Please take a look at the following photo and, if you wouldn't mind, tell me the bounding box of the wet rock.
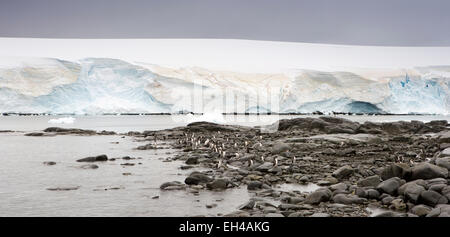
[332,165,353,180]
[426,204,450,217]
[185,157,198,165]
[332,194,366,204]
[411,163,448,180]
[47,186,80,191]
[380,163,411,180]
[247,181,263,190]
[377,177,404,195]
[184,172,212,185]
[357,175,381,187]
[77,154,108,162]
[25,132,45,136]
[79,164,99,169]
[43,161,56,166]
[435,157,450,170]
[206,203,218,208]
[160,181,185,190]
[206,179,229,190]
[304,188,332,205]
[419,190,448,206]
[410,204,432,217]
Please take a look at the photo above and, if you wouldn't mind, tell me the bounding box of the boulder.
[184,172,212,185]
[304,188,332,205]
[410,204,432,217]
[185,157,198,165]
[247,181,263,190]
[411,163,448,180]
[357,175,381,187]
[255,162,274,172]
[380,163,411,180]
[435,157,450,170]
[426,204,450,217]
[377,177,404,195]
[206,179,228,190]
[271,142,290,154]
[332,165,354,180]
[76,154,108,162]
[403,183,426,203]
[332,194,366,204]
[419,190,448,207]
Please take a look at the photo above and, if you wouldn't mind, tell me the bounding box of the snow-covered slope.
[0,38,449,114]
[0,57,449,114]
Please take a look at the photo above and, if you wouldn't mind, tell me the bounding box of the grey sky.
[1,0,450,46]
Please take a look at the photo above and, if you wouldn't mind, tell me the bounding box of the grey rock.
[410,204,432,217]
[411,163,448,180]
[160,181,184,190]
[426,204,450,217]
[255,162,274,172]
[357,175,381,187]
[380,163,411,180]
[332,165,354,180]
[435,157,450,170]
[43,161,56,166]
[79,164,99,169]
[206,179,228,190]
[304,188,332,205]
[332,194,366,204]
[441,186,450,201]
[247,181,263,190]
[429,184,447,193]
[373,211,407,217]
[366,189,381,199]
[271,142,290,154]
[382,196,395,205]
[403,183,426,203]
[420,190,448,206]
[184,172,212,185]
[76,154,108,162]
[439,147,450,157]
[377,177,404,195]
[185,157,198,165]
[330,182,348,191]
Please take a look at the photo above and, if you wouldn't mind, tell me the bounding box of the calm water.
[1,114,449,133]
[0,114,449,216]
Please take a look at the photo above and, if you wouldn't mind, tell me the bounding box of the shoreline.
[10,116,449,217]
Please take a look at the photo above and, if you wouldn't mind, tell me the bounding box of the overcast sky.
[1,0,450,46]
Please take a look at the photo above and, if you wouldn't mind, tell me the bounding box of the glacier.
[0,57,449,115]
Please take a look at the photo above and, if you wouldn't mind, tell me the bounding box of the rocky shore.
[34,116,450,217]
[148,117,450,217]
